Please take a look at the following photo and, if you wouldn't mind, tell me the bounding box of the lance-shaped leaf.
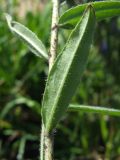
[59,1,120,29]
[5,14,48,59]
[68,104,120,117]
[42,5,96,132]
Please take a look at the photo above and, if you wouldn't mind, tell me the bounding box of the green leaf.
[68,104,120,117]
[5,14,48,59]
[42,5,96,132]
[59,1,120,29]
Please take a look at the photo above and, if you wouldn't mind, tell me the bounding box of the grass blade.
[59,1,120,29]
[0,97,40,119]
[69,104,120,117]
[17,137,26,160]
[5,14,48,59]
[42,5,96,132]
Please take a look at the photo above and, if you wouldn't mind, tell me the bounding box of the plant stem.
[44,131,53,160]
[49,0,59,71]
[40,123,45,160]
[40,0,59,160]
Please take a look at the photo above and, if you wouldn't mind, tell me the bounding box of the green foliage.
[69,104,120,117]
[0,0,120,159]
[6,14,48,59]
[0,1,50,159]
[0,97,41,119]
[42,6,96,132]
[59,1,120,29]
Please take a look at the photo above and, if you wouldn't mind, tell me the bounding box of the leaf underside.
[5,14,48,59]
[59,1,120,29]
[42,5,96,132]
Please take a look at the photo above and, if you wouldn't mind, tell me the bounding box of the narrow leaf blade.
[59,1,120,29]
[69,104,120,117]
[5,14,48,59]
[42,5,96,132]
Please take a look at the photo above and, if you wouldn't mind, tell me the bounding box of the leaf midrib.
[11,22,48,59]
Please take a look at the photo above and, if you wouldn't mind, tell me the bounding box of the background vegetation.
[0,0,120,159]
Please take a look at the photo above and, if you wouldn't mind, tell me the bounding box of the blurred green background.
[0,0,120,159]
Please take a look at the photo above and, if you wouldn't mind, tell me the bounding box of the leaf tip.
[86,4,95,15]
[5,13,12,29]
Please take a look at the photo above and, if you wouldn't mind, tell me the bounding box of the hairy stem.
[40,123,45,160]
[49,0,59,71]
[40,0,59,160]
[44,132,53,160]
